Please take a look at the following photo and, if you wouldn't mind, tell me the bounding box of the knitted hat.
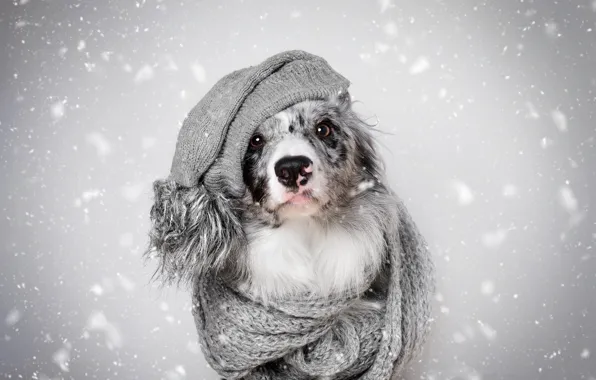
[169,50,351,194]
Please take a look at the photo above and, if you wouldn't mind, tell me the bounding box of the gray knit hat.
[169,50,351,194]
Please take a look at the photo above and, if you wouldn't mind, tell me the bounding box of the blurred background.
[1,0,595,379]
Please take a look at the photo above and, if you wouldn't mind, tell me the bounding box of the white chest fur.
[243,216,384,302]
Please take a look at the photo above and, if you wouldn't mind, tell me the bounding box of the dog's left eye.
[315,122,332,138]
[249,134,266,149]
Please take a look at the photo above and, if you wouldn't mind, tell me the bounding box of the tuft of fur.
[144,179,246,288]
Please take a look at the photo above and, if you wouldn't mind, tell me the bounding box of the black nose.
[274,155,313,187]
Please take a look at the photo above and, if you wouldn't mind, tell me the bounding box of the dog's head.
[242,92,384,223]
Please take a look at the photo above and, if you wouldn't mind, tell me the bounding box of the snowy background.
[1,0,595,379]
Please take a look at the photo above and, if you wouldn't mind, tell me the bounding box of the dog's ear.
[144,178,245,288]
[339,96,386,182]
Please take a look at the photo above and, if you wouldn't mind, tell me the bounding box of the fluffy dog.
[148,92,392,307]
[145,50,433,379]
[238,93,391,306]
[145,50,434,380]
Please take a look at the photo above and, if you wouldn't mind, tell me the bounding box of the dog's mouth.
[281,189,316,206]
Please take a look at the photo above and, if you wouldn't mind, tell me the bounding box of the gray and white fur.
[238,93,390,305]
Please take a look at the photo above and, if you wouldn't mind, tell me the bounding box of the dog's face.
[242,94,381,222]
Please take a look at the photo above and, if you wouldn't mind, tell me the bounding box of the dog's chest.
[244,217,379,299]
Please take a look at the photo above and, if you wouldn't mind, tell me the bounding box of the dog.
[236,92,393,308]
[146,50,434,379]
[148,91,394,311]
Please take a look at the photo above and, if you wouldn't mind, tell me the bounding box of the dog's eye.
[315,122,332,138]
[249,134,265,148]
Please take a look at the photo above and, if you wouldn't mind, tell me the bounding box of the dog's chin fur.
[239,191,387,303]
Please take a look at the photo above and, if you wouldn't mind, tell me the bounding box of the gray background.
[1,0,595,379]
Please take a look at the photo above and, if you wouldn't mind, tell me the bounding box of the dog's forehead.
[257,100,332,136]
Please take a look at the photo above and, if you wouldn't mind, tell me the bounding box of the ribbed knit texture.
[191,192,434,380]
[170,50,350,192]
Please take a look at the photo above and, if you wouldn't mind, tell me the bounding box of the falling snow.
[50,101,66,120]
[450,180,474,205]
[452,332,466,344]
[477,320,497,341]
[191,63,207,83]
[117,273,136,292]
[119,232,134,247]
[164,365,187,380]
[558,186,578,213]
[378,0,394,13]
[5,308,21,326]
[134,64,155,83]
[524,102,540,119]
[85,132,112,158]
[52,344,71,372]
[551,109,568,132]
[86,311,123,350]
[1,1,595,379]
[481,229,508,249]
[544,21,559,38]
[409,57,430,75]
[121,182,146,202]
[383,22,398,37]
[502,184,518,198]
[375,42,390,54]
[90,284,104,296]
[480,280,495,295]
[540,136,554,149]
[142,136,157,149]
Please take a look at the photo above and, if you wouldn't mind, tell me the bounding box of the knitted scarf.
[190,194,434,380]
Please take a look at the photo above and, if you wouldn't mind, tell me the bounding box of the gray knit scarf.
[190,193,434,380]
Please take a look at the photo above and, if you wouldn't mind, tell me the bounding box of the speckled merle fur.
[241,92,384,227]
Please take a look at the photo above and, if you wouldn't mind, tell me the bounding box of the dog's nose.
[274,155,313,187]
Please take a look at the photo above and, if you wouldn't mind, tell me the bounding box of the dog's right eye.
[249,134,266,149]
[315,122,333,138]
